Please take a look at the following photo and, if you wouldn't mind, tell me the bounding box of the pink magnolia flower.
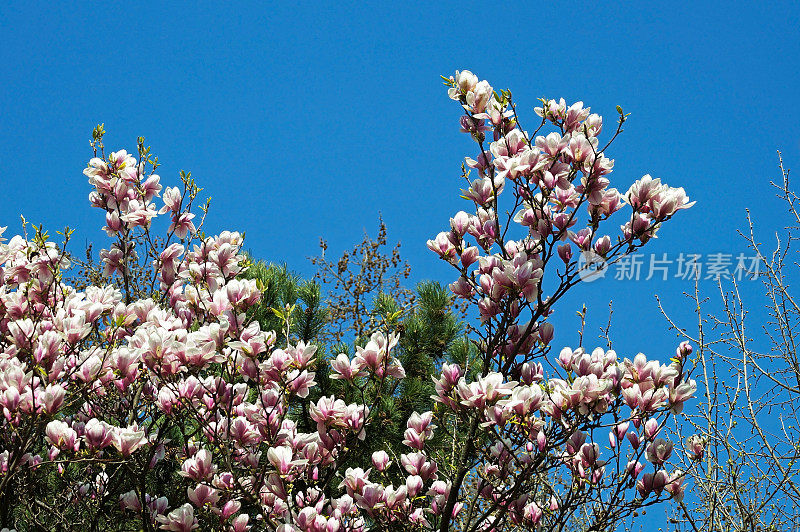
[427,231,458,262]
[84,418,115,450]
[645,438,674,466]
[637,470,668,498]
[141,174,162,201]
[593,235,611,256]
[187,483,220,508]
[159,186,182,214]
[665,470,686,502]
[536,132,569,158]
[100,246,125,277]
[330,353,363,381]
[460,246,480,268]
[170,213,196,240]
[534,98,567,121]
[463,177,499,206]
[676,341,693,361]
[120,199,157,228]
[465,80,493,114]
[449,277,474,299]
[119,490,141,511]
[352,331,404,379]
[113,426,147,456]
[180,449,215,481]
[355,483,386,512]
[457,372,516,409]
[625,174,664,210]
[669,379,697,414]
[41,384,65,414]
[557,244,573,263]
[45,420,78,451]
[231,514,249,532]
[643,418,660,440]
[371,450,390,472]
[626,460,644,479]
[686,434,706,461]
[155,503,198,532]
[448,70,479,100]
[450,211,472,237]
[287,369,316,398]
[221,499,241,519]
[340,467,370,494]
[649,186,695,220]
[267,445,302,476]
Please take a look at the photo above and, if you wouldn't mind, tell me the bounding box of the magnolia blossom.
[0,73,700,532]
[113,426,147,456]
[372,450,390,471]
[45,420,78,451]
[155,504,198,532]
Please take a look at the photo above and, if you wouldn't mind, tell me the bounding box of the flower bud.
[372,450,390,472]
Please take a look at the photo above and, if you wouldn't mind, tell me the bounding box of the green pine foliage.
[240,258,474,481]
[240,260,328,345]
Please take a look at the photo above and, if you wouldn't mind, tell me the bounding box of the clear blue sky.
[2,2,799,346]
[2,1,798,354]
[1,1,799,526]
[2,3,799,371]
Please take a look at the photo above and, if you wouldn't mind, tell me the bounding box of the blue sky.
[2,2,799,343]
[1,0,800,526]
[2,1,798,354]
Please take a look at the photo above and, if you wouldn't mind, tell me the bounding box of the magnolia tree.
[0,72,696,532]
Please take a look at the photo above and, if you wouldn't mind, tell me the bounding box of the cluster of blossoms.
[0,72,700,532]
[85,149,195,242]
[433,72,694,316]
[427,345,696,528]
[330,332,405,381]
[0,136,476,531]
[420,71,699,530]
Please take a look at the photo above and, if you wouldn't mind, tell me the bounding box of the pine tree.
[240,222,479,479]
[240,260,327,346]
